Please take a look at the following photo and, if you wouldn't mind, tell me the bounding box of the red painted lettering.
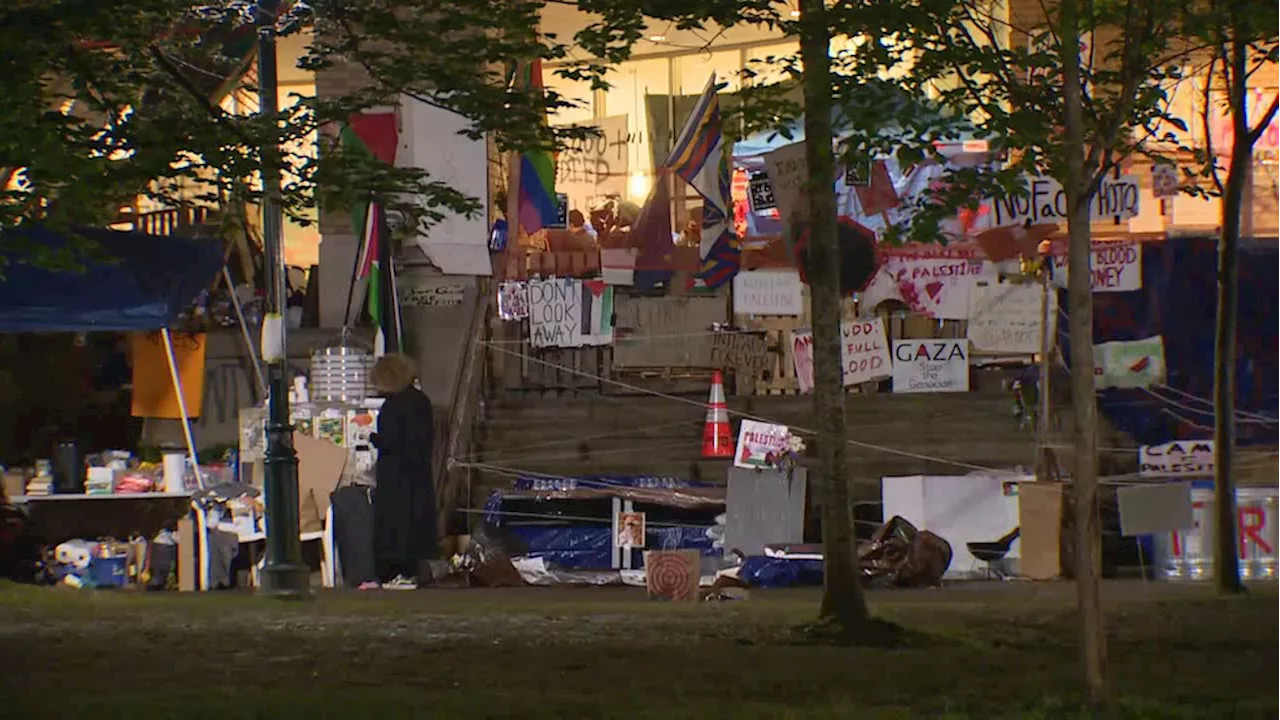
[1238,506,1271,557]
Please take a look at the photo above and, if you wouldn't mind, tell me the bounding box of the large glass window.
[603,58,670,201]
[545,69,594,125]
[677,50,743,94]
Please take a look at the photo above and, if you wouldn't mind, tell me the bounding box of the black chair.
[967,527,1021,580]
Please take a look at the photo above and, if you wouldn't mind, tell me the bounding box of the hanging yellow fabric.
[130,332,207,419]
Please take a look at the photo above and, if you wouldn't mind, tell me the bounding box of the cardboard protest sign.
[710,332,768,375]
[732,270,804,316]
[1139,441,1214,478]
[790,318,892,391]
[967,281,1055,355]
[528,278,614,348]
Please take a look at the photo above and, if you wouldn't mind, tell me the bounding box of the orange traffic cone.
[702,370,733,458]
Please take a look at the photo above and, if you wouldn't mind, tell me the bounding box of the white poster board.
[862,256,991,320]
[734,420,790,469]
[791,318,892,392]
[528,278,614,348]
[1139,441,1215,477]
[732,270,804,316]
[967,281,1055,355]
[891,339,971,393]
[1051,242,1143,293]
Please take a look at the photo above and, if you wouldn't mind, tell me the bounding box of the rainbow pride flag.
[516,59,558,237]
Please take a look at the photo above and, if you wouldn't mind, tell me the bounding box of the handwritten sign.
[892,339,970,394]
[399,279,464,308]
[528,278,614,348]
[1051,242,1142,293]
[967,281,1055,355]
[867,256,990,320]
[791,318,892,392]
[710,332,768,374]
[1094,335,1165,389]
[555,115,629,211]
[732,270,804,316]
[1139,441,1215,478]
[497,281,529,320]
[763,142,809,225]
[735,420,790,469]
[989,174,1141,226]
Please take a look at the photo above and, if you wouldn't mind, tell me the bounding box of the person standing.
[369,353,438,589]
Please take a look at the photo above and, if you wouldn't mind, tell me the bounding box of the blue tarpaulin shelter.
[0,225,223,332]
[1059,235,1279,446]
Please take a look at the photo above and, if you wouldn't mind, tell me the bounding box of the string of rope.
[479,340,1007,474]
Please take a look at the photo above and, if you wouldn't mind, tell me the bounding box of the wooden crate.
[732,287,859,396]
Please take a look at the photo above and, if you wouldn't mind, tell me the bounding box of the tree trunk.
[1059,0,1109,709]
[798,0,868,630]
[1212,33,1250,595]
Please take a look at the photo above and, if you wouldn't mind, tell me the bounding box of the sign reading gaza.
[891,339,970,393]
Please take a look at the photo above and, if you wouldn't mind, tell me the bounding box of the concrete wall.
[141,328,370,450]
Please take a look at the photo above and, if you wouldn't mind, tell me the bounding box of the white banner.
[1139,441,1215,477]
[967,281,1055,355]
[1052,242,1143,293]
[1094,335,1165,389]
[791,318,892,392]
[892,339,971,393]
[733,270,804,316]
[862,256,991,320]
[988,173,1141,226]
[735,420,790,469]
[555,115,629,212]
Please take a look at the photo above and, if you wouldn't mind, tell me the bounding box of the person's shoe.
[357,581,380,591]
[382,575,417,590]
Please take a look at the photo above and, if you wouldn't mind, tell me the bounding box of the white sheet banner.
[863,256,991,320]
[988,173,1141,226]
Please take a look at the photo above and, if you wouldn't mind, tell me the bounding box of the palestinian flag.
[340,112,400,356]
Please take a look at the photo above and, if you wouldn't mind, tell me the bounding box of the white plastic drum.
[1152,487,1278,581]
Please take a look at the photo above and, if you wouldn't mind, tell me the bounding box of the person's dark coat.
[370,355,438,581]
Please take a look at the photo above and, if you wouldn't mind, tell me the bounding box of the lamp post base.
[258,563,312,598]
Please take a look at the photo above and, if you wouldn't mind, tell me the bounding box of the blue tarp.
[1059,235,1279,446]
[0,226,223,332]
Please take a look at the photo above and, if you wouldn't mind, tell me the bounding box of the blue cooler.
[89,555,128,588]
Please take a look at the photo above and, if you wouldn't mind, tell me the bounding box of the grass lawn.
[0,580,1275,719]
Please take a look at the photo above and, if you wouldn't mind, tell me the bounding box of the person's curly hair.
[370,353,417,395]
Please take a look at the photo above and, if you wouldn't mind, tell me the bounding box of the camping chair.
[966,527,1021,580]
[195,499,334,590]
